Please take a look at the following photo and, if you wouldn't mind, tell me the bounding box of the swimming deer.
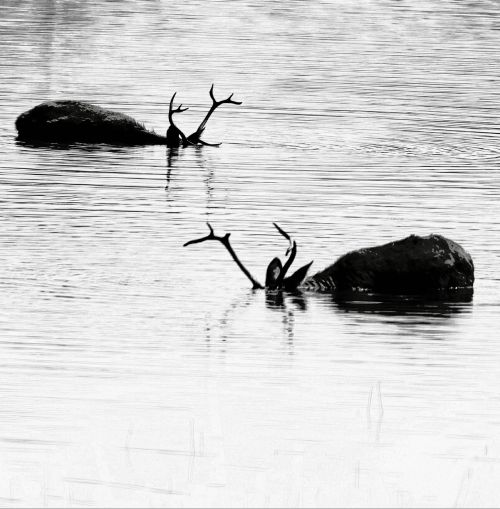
[15,85,241,147]
[184,224,475,295]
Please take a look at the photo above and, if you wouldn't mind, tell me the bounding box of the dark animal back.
[303,234,474,294]
[15,100,165,145]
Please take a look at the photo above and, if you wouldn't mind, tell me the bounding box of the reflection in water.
[194,147,215,208]
[265,289,307,311]
[266,290,307,342]
[215,289,256,343]
[331,290,474,318]
[165,146,215,206]
[165,146,178,192]
[330,291,474,341]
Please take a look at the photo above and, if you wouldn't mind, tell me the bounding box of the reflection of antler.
[187,84,242,146]
[184,223,263,289]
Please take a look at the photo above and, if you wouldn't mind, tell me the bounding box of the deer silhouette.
[184,223,475,295]
[15,85,241,147]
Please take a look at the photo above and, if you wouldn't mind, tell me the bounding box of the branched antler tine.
[221,93,242,105]
[168,91,189,146]
[169,92,177,112]
[187,85,241,144]
[169,93,188,114]
[168,93,176,119]
[183,224,263,289]
[183,222,215,246]
[210,85,242,106]
[183,235,211,247]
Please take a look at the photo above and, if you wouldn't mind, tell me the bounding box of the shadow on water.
[328,291,475,342]
[330,289,473,318]
[15,138,137,153]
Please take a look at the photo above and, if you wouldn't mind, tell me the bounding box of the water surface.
[1,0,500,506]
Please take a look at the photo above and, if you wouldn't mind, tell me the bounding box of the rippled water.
[1,0,500,506]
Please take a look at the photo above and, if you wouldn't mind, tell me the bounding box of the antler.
[272,223,313,291]
[167,92,189,147]
[273,223,293,256]
[272,223,297,284]
[169,92,189,116]
[187,84,242,145]
[209,83,242,107]
[184,223,263,289]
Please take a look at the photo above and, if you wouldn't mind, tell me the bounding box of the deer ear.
[265,257,282,288]
[283,261,313,291]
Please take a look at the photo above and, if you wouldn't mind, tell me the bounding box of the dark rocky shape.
[15,100,166,145]
[302,234,474,294]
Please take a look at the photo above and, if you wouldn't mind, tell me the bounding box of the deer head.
[184,223,313,291]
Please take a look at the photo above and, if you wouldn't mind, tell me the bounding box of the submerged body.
[15,87,241,146]
[302,234,474,294]
[185,226,474,298]
[15,100,166,145]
